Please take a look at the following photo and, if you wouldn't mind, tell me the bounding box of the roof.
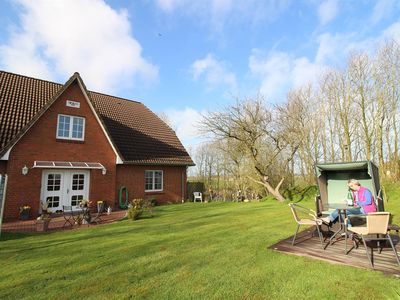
[315,161,376,178]
[0,70,194,166]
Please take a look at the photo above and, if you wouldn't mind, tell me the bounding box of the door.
[41,170,90,212]
[42,171,64,212]
[67,171,90,210]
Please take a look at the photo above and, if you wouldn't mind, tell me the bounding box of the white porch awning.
[33,161,105,169]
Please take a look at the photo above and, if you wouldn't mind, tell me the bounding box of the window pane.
[71,195,83,206]
[145,171,153,190]
[57,115,70,138]
[72,117,84,139]
[47,174,61,191]
[154,171,162,190]
[46,196,60,208]
[72,174,85,190]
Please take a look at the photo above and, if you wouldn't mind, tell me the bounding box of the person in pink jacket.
[322,179,377,225]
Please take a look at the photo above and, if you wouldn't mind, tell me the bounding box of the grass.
[1,185,400,299]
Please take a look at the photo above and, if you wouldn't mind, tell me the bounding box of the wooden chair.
[193,192,202,202]
[347,212,400,268]
[289,203,330,249]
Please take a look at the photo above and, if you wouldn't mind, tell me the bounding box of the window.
[145,170,163,192]
[57,114,85,141]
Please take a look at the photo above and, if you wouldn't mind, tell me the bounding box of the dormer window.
[57,114,85,141]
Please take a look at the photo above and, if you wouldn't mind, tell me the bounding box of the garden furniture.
[288,203,330,249]
[347,212,400,268]
[193,192,202,202]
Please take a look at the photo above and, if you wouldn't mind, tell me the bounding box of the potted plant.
[19,205,31,220]
[36,202,51,232]
[79,199,92,223]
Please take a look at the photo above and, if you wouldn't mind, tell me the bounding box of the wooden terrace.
[270,226,400,277]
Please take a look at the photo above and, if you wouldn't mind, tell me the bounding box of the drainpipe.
[181,167,186,203]
[0,174,9,239]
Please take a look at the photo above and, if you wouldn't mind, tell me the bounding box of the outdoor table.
[324,203,354,254]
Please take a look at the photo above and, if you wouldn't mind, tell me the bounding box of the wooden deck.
[270,227,400,277]
[1,210,127,233]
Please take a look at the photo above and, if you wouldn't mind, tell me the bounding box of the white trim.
[145,170,163,192]
[56,114,85,141]
[0,147,12,160]
[76,80,123,164]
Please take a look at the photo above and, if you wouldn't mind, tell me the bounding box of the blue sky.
[1,0,400,151]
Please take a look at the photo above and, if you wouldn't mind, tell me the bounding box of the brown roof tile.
[0,71,194,166]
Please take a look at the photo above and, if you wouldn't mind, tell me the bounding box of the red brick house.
[0,71,194,220]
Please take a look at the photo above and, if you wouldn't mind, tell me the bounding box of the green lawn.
[1,186,400,299]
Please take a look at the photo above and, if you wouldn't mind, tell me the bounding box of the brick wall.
[0,161,6,175]
[116,165,187,205]
[3,81,117,220]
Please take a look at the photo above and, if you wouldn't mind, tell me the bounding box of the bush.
[127,198,154,220]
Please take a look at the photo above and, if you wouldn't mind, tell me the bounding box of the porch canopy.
[33,161,105,170]
[315,160,383,212]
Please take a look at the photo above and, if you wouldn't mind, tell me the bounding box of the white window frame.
[145,170,163,192]
[56,114,85,141]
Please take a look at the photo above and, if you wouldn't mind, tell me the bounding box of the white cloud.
[249,49,323,101]
[383,21,400,43]
[318,0,338,26]
[163,107,205,148]
[155,0,291,31]
[0,0,158,93]
[190,53,237,91]
[371,0,396,24]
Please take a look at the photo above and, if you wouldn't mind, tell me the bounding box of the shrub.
[127,198,154,220]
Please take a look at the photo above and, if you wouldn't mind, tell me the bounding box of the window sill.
[56,139,84,144]
[145,191,164,194]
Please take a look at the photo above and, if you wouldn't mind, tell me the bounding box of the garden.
[1,184,399,299]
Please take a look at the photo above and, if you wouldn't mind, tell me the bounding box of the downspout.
[181,167,187,203]
[0,174,8,239]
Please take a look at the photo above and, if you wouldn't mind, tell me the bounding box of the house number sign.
[66,100,80,108]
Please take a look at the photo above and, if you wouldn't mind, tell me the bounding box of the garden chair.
[289,203,330,249]
[193,192,202,202]
[347,212,400,268]
[62,205,79,227]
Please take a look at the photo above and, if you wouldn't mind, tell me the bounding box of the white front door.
[41,170,90,212]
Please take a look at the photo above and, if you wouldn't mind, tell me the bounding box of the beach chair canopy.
[315,161,383,212]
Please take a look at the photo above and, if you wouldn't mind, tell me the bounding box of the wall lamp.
[22,165,29,176]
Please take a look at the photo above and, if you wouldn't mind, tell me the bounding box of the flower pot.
[19,209,30,220]
[36,219,51,232]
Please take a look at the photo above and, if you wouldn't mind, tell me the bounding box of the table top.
[327,203,355,210]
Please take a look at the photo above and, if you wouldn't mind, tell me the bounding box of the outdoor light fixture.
[102,167,107,175]
[22,165,29,176]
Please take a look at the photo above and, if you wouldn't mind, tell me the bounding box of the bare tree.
[200,95,301,202]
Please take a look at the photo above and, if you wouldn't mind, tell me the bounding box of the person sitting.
[321,178,377,226]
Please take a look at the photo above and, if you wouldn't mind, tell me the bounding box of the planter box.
[36,219,51,232]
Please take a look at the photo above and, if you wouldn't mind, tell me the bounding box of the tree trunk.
[248,176,285,202]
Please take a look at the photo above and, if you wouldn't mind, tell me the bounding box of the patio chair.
[289,203,330,249]
[91,201,105,224]
[193,192,202,202]
[62,205,79,227]
[347,212,400,268]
